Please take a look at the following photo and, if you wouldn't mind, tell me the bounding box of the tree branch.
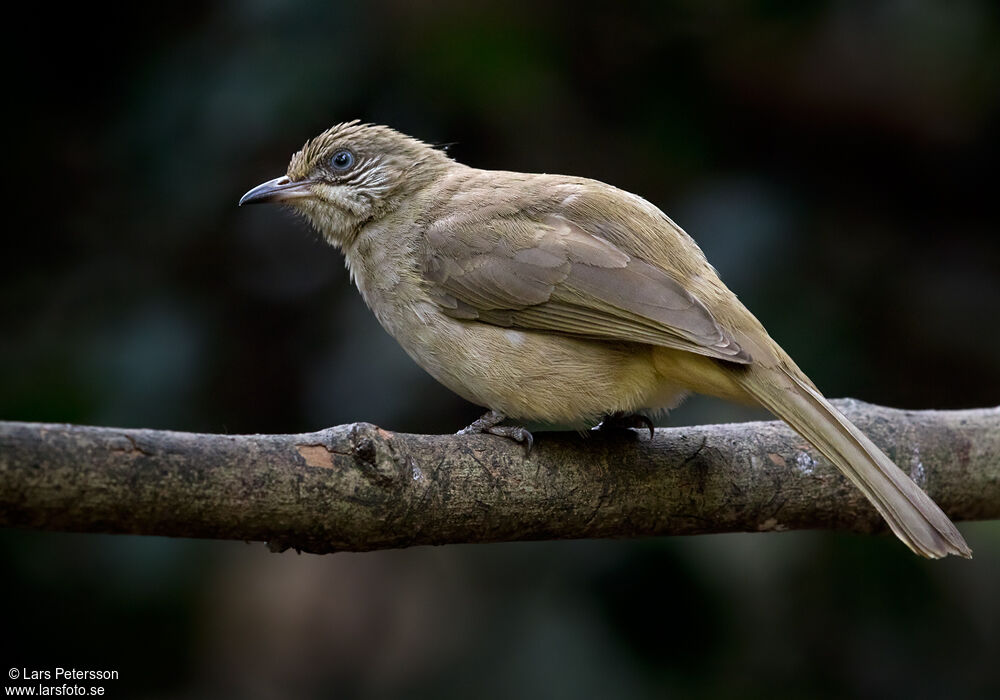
[1,400,997,553]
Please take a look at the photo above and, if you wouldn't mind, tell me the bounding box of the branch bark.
[1,400,997,554]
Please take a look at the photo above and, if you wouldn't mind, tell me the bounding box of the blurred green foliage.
[2,1,999,698]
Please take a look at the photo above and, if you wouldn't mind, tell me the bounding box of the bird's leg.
[458,409,534,453]
[593,411,655,439]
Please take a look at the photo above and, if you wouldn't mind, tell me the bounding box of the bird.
[240,120,970,559]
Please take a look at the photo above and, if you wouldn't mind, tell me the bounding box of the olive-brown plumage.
[240,121,971,559]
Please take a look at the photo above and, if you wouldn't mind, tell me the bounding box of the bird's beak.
[239,176,314,206]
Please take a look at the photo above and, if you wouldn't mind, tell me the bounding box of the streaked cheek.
[312,183,368,217]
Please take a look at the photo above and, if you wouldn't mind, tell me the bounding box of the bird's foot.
[458,410,534,454]
[593,411,655,440]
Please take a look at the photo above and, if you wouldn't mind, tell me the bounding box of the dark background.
[2,1,999,698]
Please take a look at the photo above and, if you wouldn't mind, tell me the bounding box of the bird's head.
[239,121,452,247]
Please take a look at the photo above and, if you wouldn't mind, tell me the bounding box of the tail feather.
[737,367,971,559]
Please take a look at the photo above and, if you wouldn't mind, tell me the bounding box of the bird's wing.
[420,212,750,363]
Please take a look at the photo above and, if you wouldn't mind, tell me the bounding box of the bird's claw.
[483,425,533,454]
[593,412,655,440]
[458,410,534,455]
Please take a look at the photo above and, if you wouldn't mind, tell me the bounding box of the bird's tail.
[735,366,971,558]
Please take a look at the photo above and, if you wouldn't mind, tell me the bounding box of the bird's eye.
[330,150,355,171]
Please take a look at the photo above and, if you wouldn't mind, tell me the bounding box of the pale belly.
[383,301,687,425]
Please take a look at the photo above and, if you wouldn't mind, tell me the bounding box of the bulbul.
[240,120,970,559]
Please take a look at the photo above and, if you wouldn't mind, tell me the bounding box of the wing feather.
[421,212,750,363]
